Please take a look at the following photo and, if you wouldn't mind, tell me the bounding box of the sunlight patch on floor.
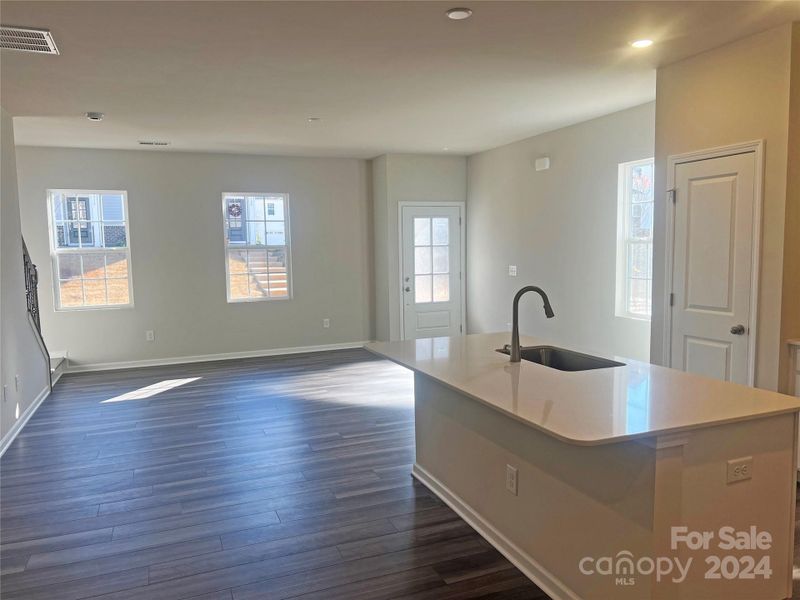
[101,377,201,403]
[267,361,414,408]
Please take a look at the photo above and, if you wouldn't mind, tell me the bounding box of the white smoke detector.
[446,8,473,20]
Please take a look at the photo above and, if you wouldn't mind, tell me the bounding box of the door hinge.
[458,216,462,225]
[669,293,674,307]
[460,324,463,333]
[459,271,462,280]
[668,189,676,204]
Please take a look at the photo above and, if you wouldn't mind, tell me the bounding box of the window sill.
[55,304,135,312]
[226,296,293,304]
[616,313,651,323]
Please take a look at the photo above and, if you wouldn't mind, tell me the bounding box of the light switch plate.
[508,265,517,277]
[145,330,155,342]
[727,456,753,484]
[323,318,330,329]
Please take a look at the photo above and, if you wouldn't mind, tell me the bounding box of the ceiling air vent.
[0,25,59,55]
[138,141,170,146]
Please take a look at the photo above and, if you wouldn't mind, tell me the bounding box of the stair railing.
[22,236,52,391]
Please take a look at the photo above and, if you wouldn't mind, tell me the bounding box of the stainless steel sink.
[496,345,625,371]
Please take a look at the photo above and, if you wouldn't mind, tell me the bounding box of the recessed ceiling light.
[446,8,472,20]
[631,39,653,49]
[443,147,450,151]
[307,117,321,123]
[85,112,104,121]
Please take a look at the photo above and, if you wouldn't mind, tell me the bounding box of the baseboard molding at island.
[411,463,580,600]
[0,385,50,458]
[64,341,372,373]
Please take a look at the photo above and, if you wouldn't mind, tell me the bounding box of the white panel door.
[670,152,756,384]
[401,205,462,340]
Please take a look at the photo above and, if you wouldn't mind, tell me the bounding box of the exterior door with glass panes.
[401,205,462,339]
[66,196,94,246]
[225,196,246,243]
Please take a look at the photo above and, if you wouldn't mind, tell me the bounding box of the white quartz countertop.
[366,333,800,446]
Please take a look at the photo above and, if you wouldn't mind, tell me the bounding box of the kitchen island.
[367,333,800,600]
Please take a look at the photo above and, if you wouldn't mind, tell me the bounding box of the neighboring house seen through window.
[47,190,133,309]
[616,158,654,320]
[223,193,291,301]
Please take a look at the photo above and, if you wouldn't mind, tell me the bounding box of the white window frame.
[221,192,293,303]
[615,158,654,321]
[46,189,135,311]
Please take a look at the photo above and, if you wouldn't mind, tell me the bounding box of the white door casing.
[667,149,759,385]
[400,204,463,340]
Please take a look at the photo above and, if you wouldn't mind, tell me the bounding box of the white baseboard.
[0,385,50,458]
[65,340,372,373]
[412,463,580,600]
[51,364,65,386]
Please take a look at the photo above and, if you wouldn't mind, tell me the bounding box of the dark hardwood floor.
[0,349,548,599]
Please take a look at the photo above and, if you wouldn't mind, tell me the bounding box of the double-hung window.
[47,190,134,309]
[223,193,291,302]
[616,159,654,320]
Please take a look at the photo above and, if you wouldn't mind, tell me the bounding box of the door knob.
[730,324,746,335]
[404,286,411,292]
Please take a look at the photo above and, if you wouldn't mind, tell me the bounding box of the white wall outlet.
[506,322,512,332]
[505,464,518,496]
[145,330,155,342]
[15,375,21,392]
[322,318,330,329]
[727,456,753,484]
[508,265,517,277]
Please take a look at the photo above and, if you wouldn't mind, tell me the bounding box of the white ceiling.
[2,1,799,158]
